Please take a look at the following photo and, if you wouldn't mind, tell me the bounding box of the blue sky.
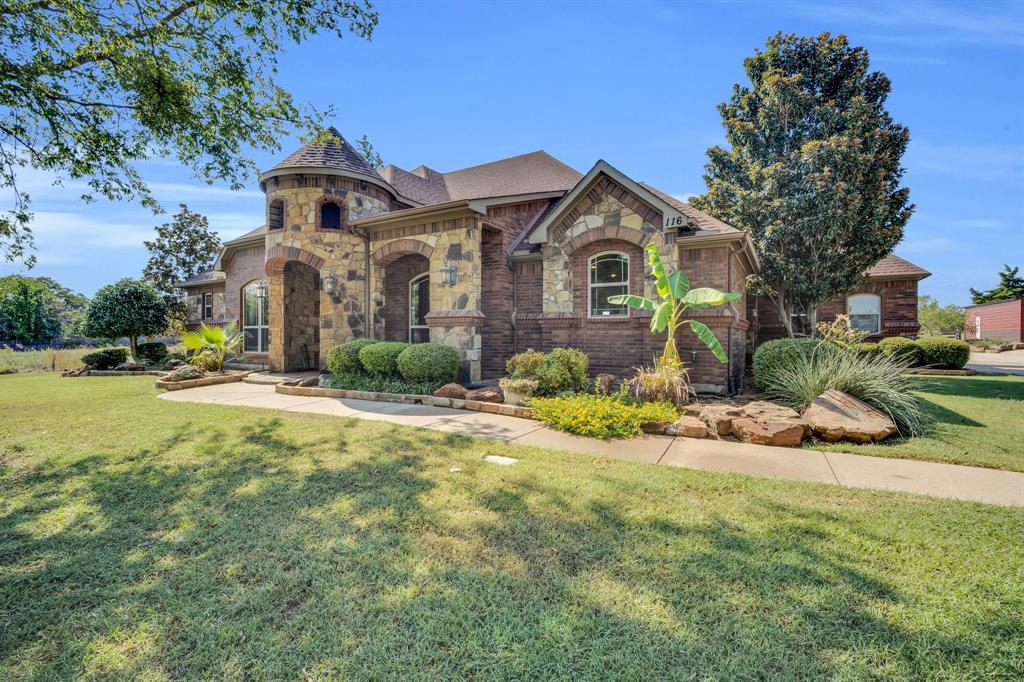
[2,0,1022,305]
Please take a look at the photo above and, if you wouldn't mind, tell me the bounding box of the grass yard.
[1,373,1022,679]
[809,375,1024,472]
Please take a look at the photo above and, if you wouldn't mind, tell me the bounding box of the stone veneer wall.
[264,173,400,370]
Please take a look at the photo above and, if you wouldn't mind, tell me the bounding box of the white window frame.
[409,273,430,343]
[242,280,269,353]
[588,251,630,318]
[203,292,214,320]
[847,293,881,334]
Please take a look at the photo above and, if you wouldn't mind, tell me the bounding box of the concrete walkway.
[966,349,1024,376]
[159,382,1024,507]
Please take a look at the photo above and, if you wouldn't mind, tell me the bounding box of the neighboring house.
[177,128,929,393]
[964,298,1024,342]
[749,254,931,341]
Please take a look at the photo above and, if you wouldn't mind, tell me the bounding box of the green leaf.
[688,320,728,363]
[668,270,689,299]
[651,300,672,333]
[645,243,670,299]
[681,287,741,308]
[607,294,656,312]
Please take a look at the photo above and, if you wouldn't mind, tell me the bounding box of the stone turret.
[258,128,401,371]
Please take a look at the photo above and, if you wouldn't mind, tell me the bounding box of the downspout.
[350,225,373,340]
[726,249,735,394]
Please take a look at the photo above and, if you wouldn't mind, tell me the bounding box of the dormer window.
[321,201,342,229]
[268,199,284,230]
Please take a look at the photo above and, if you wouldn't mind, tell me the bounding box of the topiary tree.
[85,278,167,360]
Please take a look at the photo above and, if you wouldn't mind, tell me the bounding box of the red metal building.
[965,298,1024,342]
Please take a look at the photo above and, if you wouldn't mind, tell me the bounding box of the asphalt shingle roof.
[639,183,743,237]
[865,254,931,279]
[271,127,382,178]
[176,270,225,287]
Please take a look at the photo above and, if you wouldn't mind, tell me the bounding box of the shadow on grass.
[0,416,1017,678]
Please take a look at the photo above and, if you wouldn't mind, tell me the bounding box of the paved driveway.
[966,349,1024,376]
[159,382,1024,507]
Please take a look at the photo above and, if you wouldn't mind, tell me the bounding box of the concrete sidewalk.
[159,382,1024,507]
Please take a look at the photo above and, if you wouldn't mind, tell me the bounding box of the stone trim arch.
[264,244,325,276]
[562,225,650,256]
[371,238,434,266]
[315,195,348,230]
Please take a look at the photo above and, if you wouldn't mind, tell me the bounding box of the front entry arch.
[382,253,430,342]
[409,273,430,343]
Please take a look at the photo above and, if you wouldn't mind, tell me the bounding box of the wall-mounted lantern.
[440,258,458,286]
[256,280,268,298]
[323,274,337,294]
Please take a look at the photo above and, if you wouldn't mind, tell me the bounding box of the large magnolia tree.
[691,33,913,336]
[0,0,378,266]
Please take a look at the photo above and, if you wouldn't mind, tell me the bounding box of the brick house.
[177,129,929,393]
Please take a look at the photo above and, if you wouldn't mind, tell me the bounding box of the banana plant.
[609,243,740,366]
[181,321,244,373]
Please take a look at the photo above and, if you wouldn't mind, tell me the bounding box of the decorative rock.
[641,421,672,435]
[465,387,503,403]
[434,383,468,399]
[595,372,616,393]
[802,390,898,444]
[698,405,744,437]
[482,454,518,466]
[737,401,810,437]
[115,362,146,372]
[165,358,185,369]
[318,374,333,388]
[665,415,708,438]
[731,418,806,447]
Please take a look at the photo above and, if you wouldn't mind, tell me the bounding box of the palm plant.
[181,322,244,373]
[609,243,740,366]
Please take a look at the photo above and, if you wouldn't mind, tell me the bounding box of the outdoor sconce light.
[323,274,337,294]
[440,258,458,286]
[256,281,268,298]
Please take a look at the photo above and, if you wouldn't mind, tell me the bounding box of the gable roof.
[525,160,689,245]
[380,151,580,205]
[224,224,267,245]
[865,254,930,280]
[270,127,382,179]
[638,184,744,238]
[174,270,225,289]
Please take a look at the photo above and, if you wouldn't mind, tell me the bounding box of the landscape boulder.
[434,383,468,399]
[594,373,616,394]
[115,362,147,372]
[465,387,503,403]
[802,390,898,443]
[698,405,745,437]
[641,420,673,435]
[665,415,708,438]
[731,418,805,447]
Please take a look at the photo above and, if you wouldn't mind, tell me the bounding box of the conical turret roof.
[270,127,382,178]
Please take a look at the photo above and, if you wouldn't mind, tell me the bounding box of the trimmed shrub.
[327,338,378,376]
[531,393,677,439]
[358,341,409,375]
[397,343,460,384]
[135,341,168,366]
[536,347,589,396]
[752,338,836,391]
[879,336,922,366]
[853,342,882,360]
[916,337,970,369]
[757,346,928,436]
[507,349,545,378]
[81,347,130,370]
[325,371,444,397]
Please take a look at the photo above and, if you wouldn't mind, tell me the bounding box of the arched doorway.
[382,253,430,342]
[283,260,320,370]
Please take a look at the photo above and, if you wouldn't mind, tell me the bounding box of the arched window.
[847,294,881,334]
[242,279,269,353]
[589,252,629,317]
[320,201,342,229]
[268,199,284,230]
[409,273,430,343]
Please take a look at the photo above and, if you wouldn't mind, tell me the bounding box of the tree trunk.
[773,296,795,338]
[129,335,138,361]
[806,305,819,337]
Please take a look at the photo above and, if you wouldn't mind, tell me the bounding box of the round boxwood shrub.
[327,338,378,376]
[915,337,970,369]
[397,343,460,384]
[135,341,168,366]
[853,342,881,360]
[358,341,409,375]
[81,347,130,370]
[752,338,836,390]
[878,336,922,366]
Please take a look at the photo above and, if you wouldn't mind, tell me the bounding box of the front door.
[409,274,430,343]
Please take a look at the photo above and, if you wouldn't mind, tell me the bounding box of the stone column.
[267,272,286,372]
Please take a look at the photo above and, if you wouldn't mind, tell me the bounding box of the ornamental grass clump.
[629,363,694,405]
[530,393,677,439]
[757,345,929,437]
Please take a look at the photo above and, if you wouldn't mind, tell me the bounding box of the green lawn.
[809,375,1024,472]
[1,373,1022,680]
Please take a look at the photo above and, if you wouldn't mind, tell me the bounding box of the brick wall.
[223,242,266,332]
[481,227,514,377]
[382,253,429,342]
